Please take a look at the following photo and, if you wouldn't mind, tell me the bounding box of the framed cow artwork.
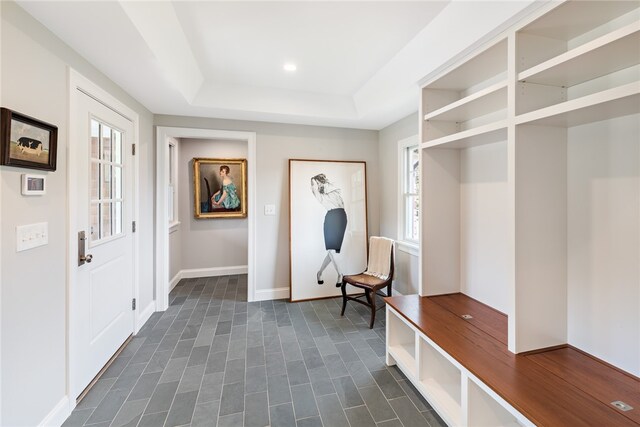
[0,108,58,171]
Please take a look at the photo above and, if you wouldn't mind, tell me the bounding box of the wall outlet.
[264,204,276,216]
[16,222,48,252]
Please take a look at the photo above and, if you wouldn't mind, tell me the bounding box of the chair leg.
[387,283,392,297]
[369,291,376,329]
[340,281,347,316]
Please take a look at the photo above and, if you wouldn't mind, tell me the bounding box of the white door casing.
[155,127,257,309]
[68,69,140,404]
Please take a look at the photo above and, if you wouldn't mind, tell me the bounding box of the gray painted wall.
[176,138,249,273]
[1,3,154,425]
[0,1,416,424]
[378,112,420,295]
[155,115,380,295]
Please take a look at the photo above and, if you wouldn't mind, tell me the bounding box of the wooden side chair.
[340,237,394,329]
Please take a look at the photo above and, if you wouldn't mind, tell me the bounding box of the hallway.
[61,275,445,427]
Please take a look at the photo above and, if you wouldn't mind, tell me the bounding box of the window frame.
[168,137,180,231]
[397,135,420,255]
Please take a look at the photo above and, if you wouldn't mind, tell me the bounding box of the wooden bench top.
[384,294,640,426]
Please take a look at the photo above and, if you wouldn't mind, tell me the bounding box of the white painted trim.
[169,272,182,292]
[396,240,419,257]
[155,127,257,310]
[181,266,249,279]
[137,301,155,332]
[38,396,71,427]
[255,287,290,301]
[397,134,420,249]
[67,68,140,403]
[169,266,249,293]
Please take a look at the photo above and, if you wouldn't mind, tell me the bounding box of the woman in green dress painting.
[211,165,240,210]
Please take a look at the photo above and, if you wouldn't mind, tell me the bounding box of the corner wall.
[0,2,154,425]
[378,112,420,295]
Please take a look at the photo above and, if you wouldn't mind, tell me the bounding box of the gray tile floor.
[62,275,447,427]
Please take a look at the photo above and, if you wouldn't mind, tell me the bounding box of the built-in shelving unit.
[385,295,640,427]
[391,1,640,425]
[421,39,508,145]
[419,337,462,426]
[386,307,417,378]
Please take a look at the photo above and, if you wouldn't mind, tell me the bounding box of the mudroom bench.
[384,294,640,426]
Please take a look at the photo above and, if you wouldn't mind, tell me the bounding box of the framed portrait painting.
[193,158,247,219]
[289,159,368,302]
[0,108,58,171]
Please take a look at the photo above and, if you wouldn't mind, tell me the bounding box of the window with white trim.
[398,136,419,245]
[168,138,178,226]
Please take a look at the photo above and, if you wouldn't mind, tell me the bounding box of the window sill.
[396,240,419,257]
[169,221,181,233]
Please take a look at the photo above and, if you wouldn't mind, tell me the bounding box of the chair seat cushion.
[343,273,388,289]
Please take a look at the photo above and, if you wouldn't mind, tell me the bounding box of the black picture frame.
[1,107,58,171]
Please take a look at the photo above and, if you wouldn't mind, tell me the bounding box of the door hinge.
[132,143,136,155]
[132,221,136,233]
[132,298,136,310]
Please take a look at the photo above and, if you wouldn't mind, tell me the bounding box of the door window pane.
[102,124,112,161]
[101,164,112,199]
[101,202,112,239]
[113,166,122,199]
[91,120,100,158]
[90,203,99,241]
[113,130,122,164]
[91,161,100,201]
[89,117,125,244]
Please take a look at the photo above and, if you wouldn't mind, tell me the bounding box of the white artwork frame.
[289,159,368,302]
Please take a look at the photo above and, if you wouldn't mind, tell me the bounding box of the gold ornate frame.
[193,157,247,219]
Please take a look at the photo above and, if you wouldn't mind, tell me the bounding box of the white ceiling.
[17,1,539,130]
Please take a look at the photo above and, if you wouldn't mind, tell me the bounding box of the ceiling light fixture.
[283,63,297,72]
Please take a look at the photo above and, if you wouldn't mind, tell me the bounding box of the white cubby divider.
[385,306,417,378]
[419,336,463,427]
[466,376,534,427]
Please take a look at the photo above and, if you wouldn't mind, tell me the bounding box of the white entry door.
[74,91,135,397]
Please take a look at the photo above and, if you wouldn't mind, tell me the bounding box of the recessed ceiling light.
[283,63,297,72]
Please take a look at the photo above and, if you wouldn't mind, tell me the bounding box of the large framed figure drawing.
[289,159,368,302]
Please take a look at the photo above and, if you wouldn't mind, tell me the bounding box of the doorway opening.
[155,127,257,311]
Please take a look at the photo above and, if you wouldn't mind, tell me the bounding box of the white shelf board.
[425,39,507,90]
[388,343,417,377]
[424,81,507,122]
[419,378,463,427]
[519,1,639,41]
[422,121,507,150]
[518,22,640,87]
[515,81,640,127]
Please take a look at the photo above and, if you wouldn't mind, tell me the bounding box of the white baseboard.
[254,286,290,301]
[169,272,182,292]
[136,301,155,333]
[39,396,70,427]
[169,265,248,292]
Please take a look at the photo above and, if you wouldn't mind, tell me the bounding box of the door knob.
[80,254,93,263]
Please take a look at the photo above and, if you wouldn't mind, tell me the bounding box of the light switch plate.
[264,204,276,216]
[16,222,48,252]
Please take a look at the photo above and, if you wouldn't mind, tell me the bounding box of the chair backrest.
[367,236,395,280]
